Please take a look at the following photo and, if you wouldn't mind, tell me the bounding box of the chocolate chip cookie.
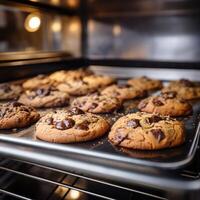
[127,76,163,91]
[83,75,116,88]
[108,112,185,150]
[22,75,54,90]
[35,107,110,143]
[18,87,69,108]
[49,69,93,83]
[0,102,40,129]
[71,93,122,113]
[138,91,192,116]
[101,84,146,101]
[57,79,98,96]
[162,79,200,100]
[0,83,22,100]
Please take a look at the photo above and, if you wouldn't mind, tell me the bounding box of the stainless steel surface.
[90,66,200,81]
[0,67,200,200]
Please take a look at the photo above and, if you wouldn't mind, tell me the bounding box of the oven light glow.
[25,13,41,32]
[69,21,79,32]
[113,24,122,36]
[69,190,80,199]
[67,0,79,8]
[52,19,62,32]
[51,0,60,5]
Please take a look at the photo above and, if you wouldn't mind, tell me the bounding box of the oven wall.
[87,0,200,63]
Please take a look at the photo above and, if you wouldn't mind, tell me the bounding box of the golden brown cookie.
[101,84,146,101]
[35,107,110,143]
[162,79,200,100]
[127,76,163,91]
[0,83,22,100]
[108,112,185,150]
[83,75,116,88]
[18,87,69,108]
[22,75,54,90]
[49,69,93,83]
[138,91,192,116]
[71,93,122,113]
[0,102,40,129]
[57,79,97,96]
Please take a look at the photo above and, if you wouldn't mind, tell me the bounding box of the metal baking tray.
[0,66,199,173]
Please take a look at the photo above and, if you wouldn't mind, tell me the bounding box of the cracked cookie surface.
[0,83,22,100]
[0,102,40,129]
[138,91,192,116]
[108,112,185,150]
[127,76,163,91]
[18,86,69,108]
[71,93,122,113]
[162,79,200,100]
[35,107,110,143]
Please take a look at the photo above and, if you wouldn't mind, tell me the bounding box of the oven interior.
[0,0,200,199]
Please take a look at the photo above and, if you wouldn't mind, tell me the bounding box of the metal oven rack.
[0,155,199,200]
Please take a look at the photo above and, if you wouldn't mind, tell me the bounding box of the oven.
[0,0,200,199]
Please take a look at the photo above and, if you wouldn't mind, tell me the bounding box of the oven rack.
[1,158,200,200]
[0,158,170,200]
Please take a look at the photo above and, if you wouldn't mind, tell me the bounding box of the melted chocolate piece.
[63,118,75,129]
[127,119,140,128]
[114,129,128,145]
[89,103,98,110]
[36,88,50,97]
[138,100,148,109]
[75,120,90,130]
[11,102,23,107]
[151,129,165,142]
[55,121,66,130]
[148,115,162,124]
[70,107,85,115]
[161,91,177,99]
[180,79,194,87]
[46,117,53,125]
[152,98,164,106]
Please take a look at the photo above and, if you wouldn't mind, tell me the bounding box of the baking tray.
[0,67,200,172]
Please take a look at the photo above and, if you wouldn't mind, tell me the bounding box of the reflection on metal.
[68,190,81,199]
[113,24,121,36]
[67,0,79,8]
[24,13,41,32]
[50,0,60,5]
[69,19,80,33]
[52,18,62,32]
[88,19,95,32]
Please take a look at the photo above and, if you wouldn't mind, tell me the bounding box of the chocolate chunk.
[180,79,194,87]
[138,100,148,109]
[152,98,164,106]
[89,103,98,110]
[36,88,50,97]
[148,115,162,123]
[75,120,90,130]
[114,129,128,145]
[46,117,53,125]
[63,118,75,129]
[70,107,85,115]
[127,119,140,128]
[11,102,23,107]
[161,91,177,99]
[151,129,165,142]
[55,121,66,130]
